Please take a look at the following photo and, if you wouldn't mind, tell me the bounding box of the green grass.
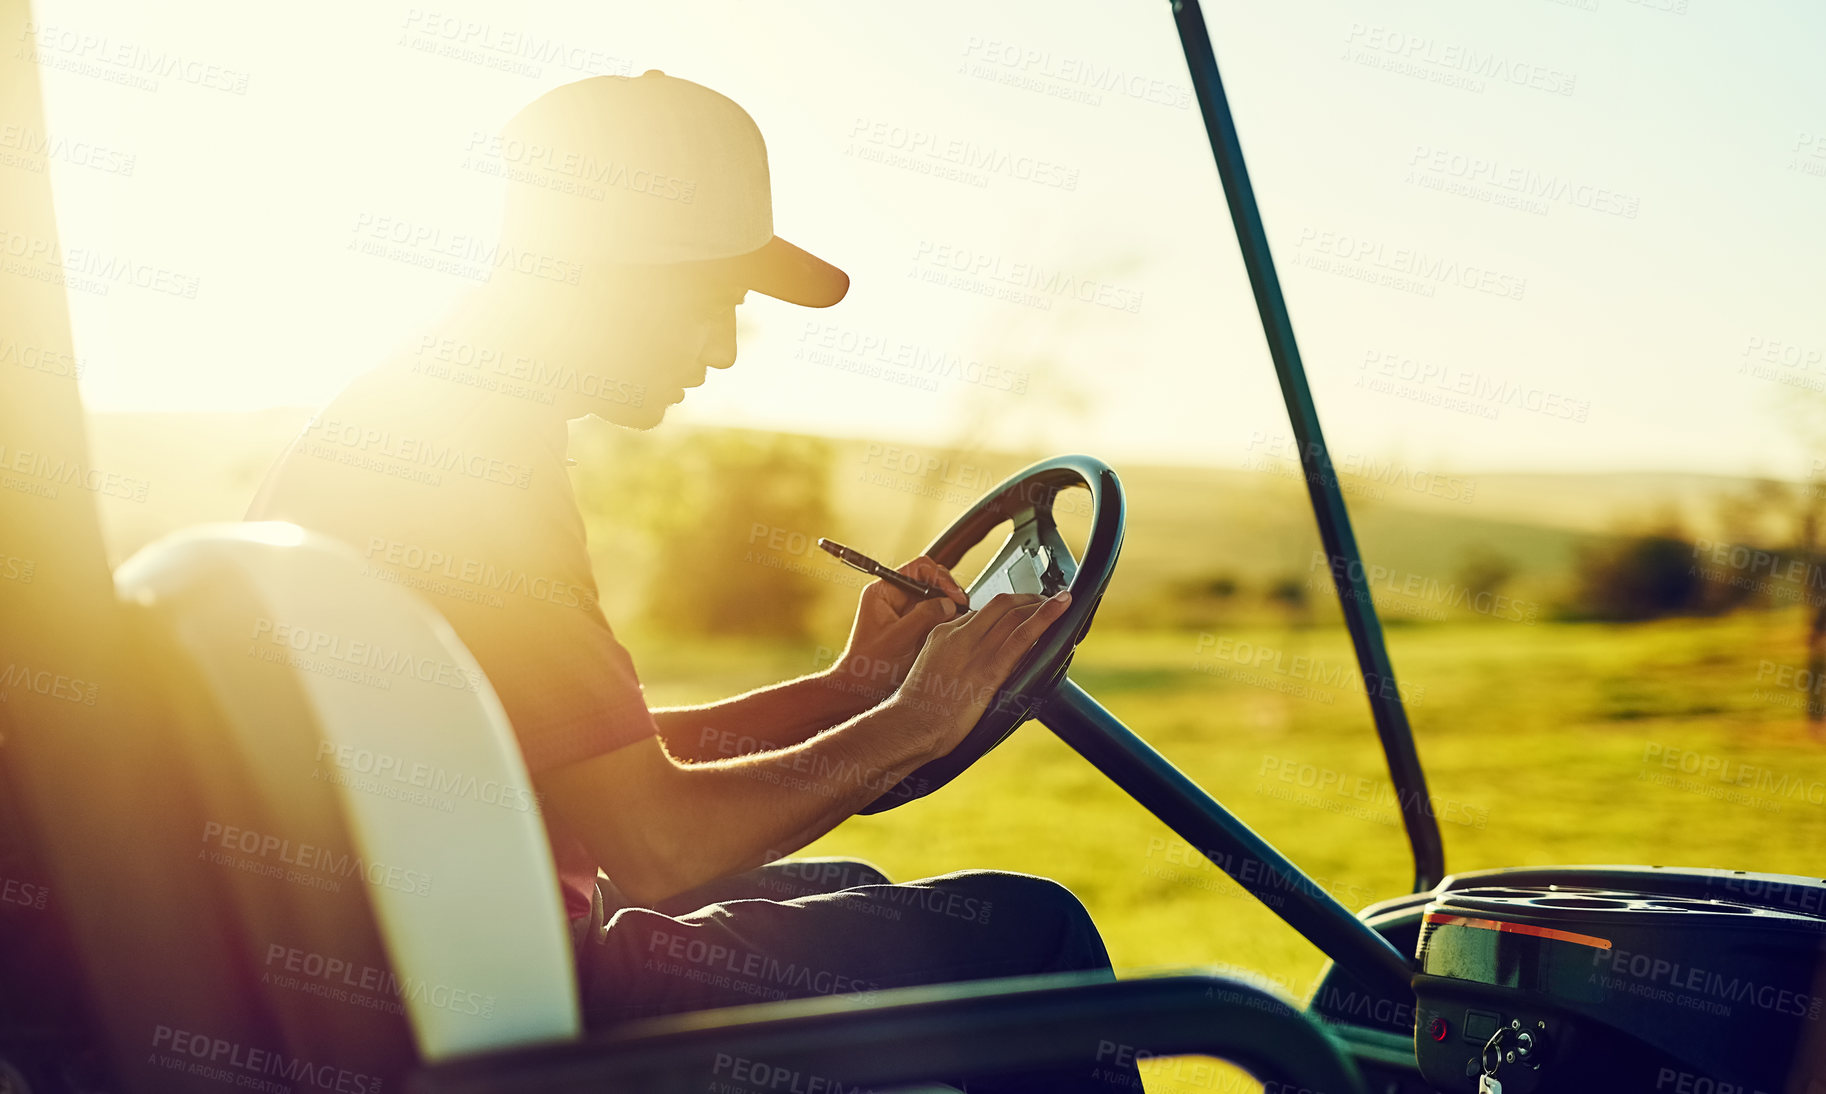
[628,610,1826,1003]
[83,412,1826,1090]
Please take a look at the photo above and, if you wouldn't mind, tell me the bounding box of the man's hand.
[823,555,971,706]
[892,589,1073,762]
[543,585,1071,906]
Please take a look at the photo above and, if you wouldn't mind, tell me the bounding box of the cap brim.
[720,236,849,308]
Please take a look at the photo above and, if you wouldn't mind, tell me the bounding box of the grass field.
[86,412,1826,1088]
[628,610,1826,1000]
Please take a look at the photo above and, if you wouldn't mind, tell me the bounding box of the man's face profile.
[481,73,843,430]
[523,264,750,430]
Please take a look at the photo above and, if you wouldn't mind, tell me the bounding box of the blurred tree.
[1781,478,1826,729]
[1771,399,1826,733]
[1455,544,1516,603]
[1708,476,1826,728]
[571,425,836,640]
[1569,526,1708,622]
[1146,571,1244,630]
[1202,573,1240,600]
[1266,573,1308,617]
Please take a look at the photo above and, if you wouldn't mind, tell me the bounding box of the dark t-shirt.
[245,360,657,920]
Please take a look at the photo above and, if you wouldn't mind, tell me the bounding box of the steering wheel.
[859,454,1125,813]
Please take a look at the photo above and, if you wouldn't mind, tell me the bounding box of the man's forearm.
[556,697,943,905]
[545,590,1061,908]
[652,666,888,761]
[670,705,932,887]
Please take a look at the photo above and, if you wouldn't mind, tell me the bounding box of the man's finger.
[977,596,1051,649]
[980,594,1071,685]
[868,576,914,614]
[901,556,969,606]
[1001,591,1072,655]
[958,592,1044,634]
[904,594,959,628]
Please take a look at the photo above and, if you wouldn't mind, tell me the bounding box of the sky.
[24,0,1826,476]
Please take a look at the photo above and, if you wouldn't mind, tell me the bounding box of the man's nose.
[701,308,738,370]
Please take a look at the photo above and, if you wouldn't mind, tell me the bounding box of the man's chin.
[600,400,670,431]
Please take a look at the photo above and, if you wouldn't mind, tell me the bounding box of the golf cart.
[3,1,1823,1092]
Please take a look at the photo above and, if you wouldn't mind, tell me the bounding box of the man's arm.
[538,699,933,906]
[651,555,970,762]
[650,668,881,762]
[536,591,1070,907]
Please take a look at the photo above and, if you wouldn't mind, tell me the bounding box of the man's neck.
[404,289,584,444]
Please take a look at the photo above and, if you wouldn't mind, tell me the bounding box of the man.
[248,72,1136,1092]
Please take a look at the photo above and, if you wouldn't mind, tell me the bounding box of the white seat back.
[115,522,580,1060]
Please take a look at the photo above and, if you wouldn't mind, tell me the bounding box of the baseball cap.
[496,70,848,308]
